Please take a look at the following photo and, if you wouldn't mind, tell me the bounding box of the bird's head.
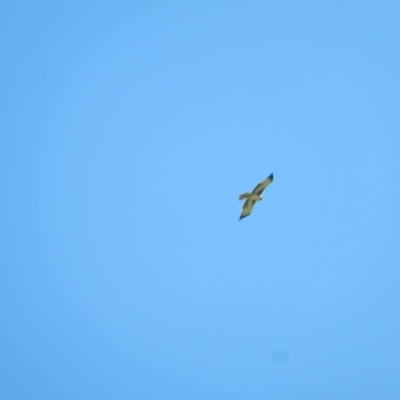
[259,195,263,200]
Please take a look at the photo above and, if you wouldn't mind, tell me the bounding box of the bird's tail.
[239,192,251,201]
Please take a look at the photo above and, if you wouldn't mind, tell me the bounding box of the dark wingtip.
[269,173,274,181]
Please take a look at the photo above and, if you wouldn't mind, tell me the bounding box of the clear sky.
[1,1,400,399]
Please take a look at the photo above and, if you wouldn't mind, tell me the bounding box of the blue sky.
[1,1,400,399]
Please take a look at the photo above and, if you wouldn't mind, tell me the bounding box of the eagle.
[238,173,273,220]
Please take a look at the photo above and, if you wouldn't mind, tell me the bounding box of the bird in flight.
[238,173,273,220]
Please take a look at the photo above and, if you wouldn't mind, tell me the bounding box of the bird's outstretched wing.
[239,199,256,220]
[252,173,273,195]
